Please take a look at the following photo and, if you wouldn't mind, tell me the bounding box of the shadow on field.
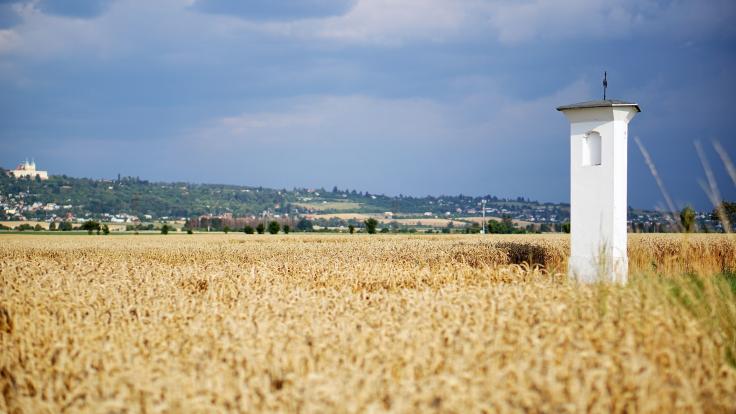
[496,241,567,269]
[448,240,568,271]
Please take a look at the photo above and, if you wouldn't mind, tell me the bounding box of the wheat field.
[1,234,735,413]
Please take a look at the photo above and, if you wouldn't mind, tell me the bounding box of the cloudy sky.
[1,0,735,209]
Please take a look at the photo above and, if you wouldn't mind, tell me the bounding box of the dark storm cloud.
[192,0,357,21]
[0,0,735,209]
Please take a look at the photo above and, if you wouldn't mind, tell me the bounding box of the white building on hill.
[7,160,48,180]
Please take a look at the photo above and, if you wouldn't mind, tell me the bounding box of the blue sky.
[1,0,735,210]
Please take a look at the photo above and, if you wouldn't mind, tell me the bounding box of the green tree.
[223,225,230,234]
[679,206,696,233]
[296,218,313,232]
[102,224,110,235]
[34,224,43,231]
[562,222,571,234]
[187,228,193,234]
[59,221,73,231]
[81,220,100,235]
[364,218,378,234]
[268,221,280,234]
[256,223,265,234]
[48,222,57,231]
[348,225,355,234]
[243,225,254,234]
[160,224,170,234]
[283,224,290,234]
[486,216,517,234]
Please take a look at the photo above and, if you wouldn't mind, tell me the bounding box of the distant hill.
[0,168,568,222]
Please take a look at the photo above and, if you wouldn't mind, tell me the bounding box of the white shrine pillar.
[557,100,640,283]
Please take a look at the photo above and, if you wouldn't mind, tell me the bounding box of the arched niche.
[582,131,602,166]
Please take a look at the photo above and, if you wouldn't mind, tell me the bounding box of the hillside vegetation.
[0,170,568,221]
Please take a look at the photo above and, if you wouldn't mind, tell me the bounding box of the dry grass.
[1,234,735,413]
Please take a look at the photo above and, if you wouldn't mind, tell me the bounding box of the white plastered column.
[558,103,639,283]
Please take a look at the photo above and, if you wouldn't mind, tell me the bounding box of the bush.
[380,227,390,233]
[283,224,290,234]
[187,228,193,234]
[348,225,355,234]
[160,224,170,235]
[243,225,254,234]
[296,218,313,232]
[102,224,110,235]
[486,220,509,234]
[256,223,265,234]
[49,222,57,231]
[81,220,101,235]
[467,222,482,234]
[364,218,378,234]
[59,221,73,231]
[680,206,696,233]
[268,221,280,235]
[223,225,230,234]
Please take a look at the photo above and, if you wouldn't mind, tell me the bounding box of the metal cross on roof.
[603,71,608,100]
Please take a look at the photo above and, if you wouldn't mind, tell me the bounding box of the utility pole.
[481,199,487,234]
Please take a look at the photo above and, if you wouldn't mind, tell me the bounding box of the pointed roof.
[556,99,640,112]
